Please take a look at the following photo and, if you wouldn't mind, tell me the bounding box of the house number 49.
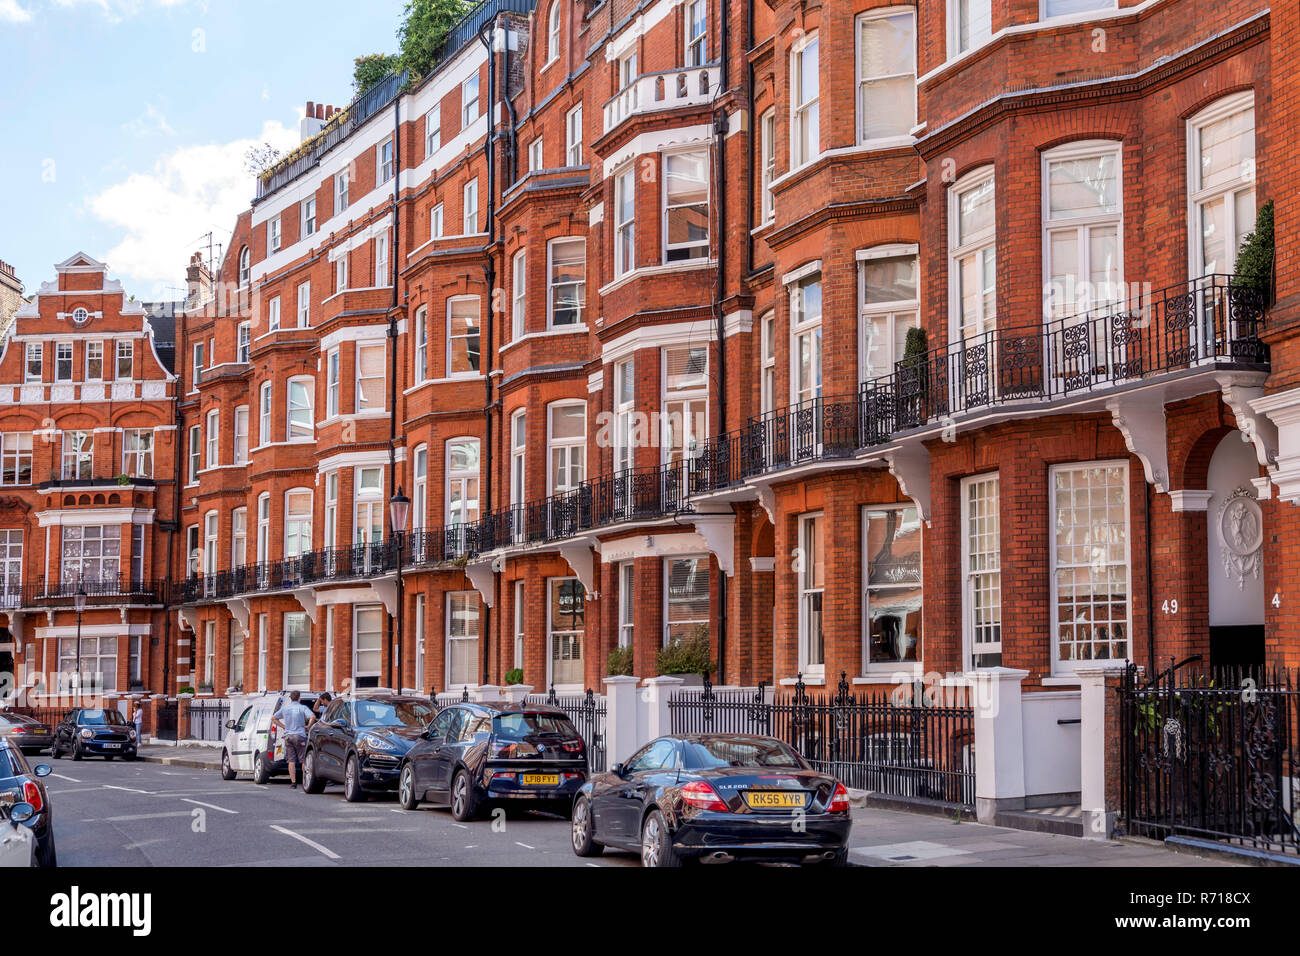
[1162,599,1179,615]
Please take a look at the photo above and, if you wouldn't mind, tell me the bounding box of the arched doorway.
[1207,431,1265,668]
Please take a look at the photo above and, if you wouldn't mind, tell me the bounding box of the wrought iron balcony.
[171,274,1266,605]
[4,576,166,609]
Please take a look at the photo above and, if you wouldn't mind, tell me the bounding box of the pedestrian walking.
[132,701,144,742]
[272,691,316,790]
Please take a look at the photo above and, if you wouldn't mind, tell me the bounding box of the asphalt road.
[39,758,640,867]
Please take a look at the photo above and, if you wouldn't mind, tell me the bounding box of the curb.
[136,754,221,771]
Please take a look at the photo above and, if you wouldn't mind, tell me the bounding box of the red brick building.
[0,253,180,702]
[9,0,1286,717]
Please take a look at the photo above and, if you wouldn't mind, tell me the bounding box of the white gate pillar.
[969,667,1028,825]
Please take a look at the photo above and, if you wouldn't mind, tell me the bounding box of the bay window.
[856,8,916,144]
[231,507,247,568]
[284,489,313,559]
[187,426,200,483]
[446,438,480,526]
[613,359,635,474]
[62,430,92,480]
[615,167,636,277]
[949,0,992,57]
[618,562,635,648]
[287,377,314,440]
[354,605,383,688]
[234,407,248,464]
[790,273,823,405]
[760,312,776,415]
[548,402,586,494]
[1,433,32,486]
[259,381,272,444]
[792,33,820,167]
[61,525,120,585]
[206,409,219,467]
[414,307,429,381]
[1043,141,1123,318]
[663,151,709,262]
[950,168,997,344]
[447,296,481,376]
[353,466,385,550]
[859,248,919,380]
[123,428,154,478]
[356,343,385,411]
[662,346,707,465]
[326,349,340,417]
[510,411,526,539]
[511,252,526,339]
[463,179,479,234]
[283,612,311,690]
[548,238,586,326]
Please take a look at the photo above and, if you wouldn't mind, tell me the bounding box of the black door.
[604,738,677,842]
[413,708,456,794]
[1210,624,1265,670]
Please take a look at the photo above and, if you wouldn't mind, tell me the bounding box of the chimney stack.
[185,252,213,310]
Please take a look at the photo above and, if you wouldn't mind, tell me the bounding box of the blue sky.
[0,0,406,299]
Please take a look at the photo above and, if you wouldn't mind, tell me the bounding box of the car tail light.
[22,781,42,814]
[492,771,517,782]
[680,780,728,812]
[562,773,582,781]
[827,782,850,813]
[561,740,582,754]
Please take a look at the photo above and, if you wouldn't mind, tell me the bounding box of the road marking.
[103,784,153,794]
[47,787,103,795]
[105,811,194,821]
[182,798,238,815]
[515,841,535,850]
[270,824,340,860]
[48,772,81,782]
[451,823,469,830]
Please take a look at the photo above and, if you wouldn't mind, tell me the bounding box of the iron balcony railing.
[2,576,166,609]
[177,274,1266,604]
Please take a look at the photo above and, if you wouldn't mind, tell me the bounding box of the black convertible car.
[397,701,587,820]
[570,733,852,867]
[303,694,435,801]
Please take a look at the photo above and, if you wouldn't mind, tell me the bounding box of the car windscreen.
[0,744,29,778]
[79,710,127,726]
[492,712,578,740]
[353,700,434,728]
[682,738,806,770]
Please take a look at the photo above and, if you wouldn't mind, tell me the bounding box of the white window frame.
[286,376,314,441]
[566,104,583,166]
[663,554,710,647]
[269,216,281,254]
[238,247,251,287]
[447,295,481,377]
[510,410,527,539]
[0,433,33,486]
[948,166,997,345]
[662,148,710,263]
[187,425,200,484]
[414,306,429,382]
[353,605,383,687]
[445,437,481,526]
[686,0,707,66]
[231,506,247,569]
[547,237,586,327]
[858,245,920,382]
[206,409,219,467]
[192,341,204,389]
[283,488,313,559]
[547,1,561,63]
[960,472,1002,670]
[115,340,133,380]
[618,561,635,648]
[233,406,249,465]
[86,341,104,380]
[614,165,636,277]
[546,577,585,690]
[430,203,444,239]
[61,430,92,480]
[855,7,917,146]
[326,348,341,418]
[1049,461,1132,675]
[760,108,776,223]
[791,31,820,169]
[303,196,317,237]
[335,253,349,293]
[446,591,480,688]
[547,400,587,495]
[463,178,479,234]
[529,137,545,172]
[374,231,390,287]
[797,513,825,679]
[425,107,441,157]
[790,272,823,405]
[259,381,272,445]
[297,281,311,327]
[948,0,993,59]
[335,170,349,212]
[511,251,527,340]
[55,343,73,382]
[377,137,395,185]
[861,503,924,673]
[661,346,708,466]
[462,73,480,126]
[1040,0,1117,20]
[513,580,525,669]
[356,343,386,412]
[283,611,311,691]
[237,322,251,363]
[267,295,281,332]
[1187,91,1256,279]
[1041,139,1124,319]
[613,358,635,474]
[122,428,153,479]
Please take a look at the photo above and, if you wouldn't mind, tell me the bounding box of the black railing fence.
[186,699,231,742]
[179,274,1267,607]
[526,687,607,772]
[670,673,975,807]
[1120,661,1300,854]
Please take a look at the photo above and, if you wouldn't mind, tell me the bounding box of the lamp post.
[73,584,87,701]
[389,486,410,692]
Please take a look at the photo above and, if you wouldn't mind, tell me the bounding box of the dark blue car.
[50,707,137,761]
[302,694,435,801]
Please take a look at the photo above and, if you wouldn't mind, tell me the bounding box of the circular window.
[72,307,89,324]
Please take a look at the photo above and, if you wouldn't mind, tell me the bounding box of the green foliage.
[353,53,401,96]
[178,686,195,696]
[1233,199,1274,292]
[504,668,524,686]
[656,628,712,677]
[902,325,929,362]
[605,645,634,677]
[398,0,475,79]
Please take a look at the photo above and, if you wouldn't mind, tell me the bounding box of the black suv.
[50,708,138,760]
[397,702,588,820]
[303,695,435,802]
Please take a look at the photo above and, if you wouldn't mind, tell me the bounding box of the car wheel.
[570,796,604,857]
[36,834,57,868]
[303,749,325,794]
[50,742,61,760]
[343,755,366,803]
[105,755,115,761]
[450,769,477,822]
[640,809,681,868]
[398,764,420,811]
[220,750,237,781]
[71,743,83,762]
[252,751,270,785]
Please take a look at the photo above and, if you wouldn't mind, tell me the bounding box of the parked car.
[397,702,587,820]
[0,711,54,754]
[49,708,137,761]
[220,691,324,783]
[0,738,55,867]
[0,802,38,868]
[303,694,436,801]
[570,733,852,867]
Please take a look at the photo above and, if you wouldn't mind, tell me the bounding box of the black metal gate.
[154,700,178,742]
[1120,660,1300,854]
[527,688,607,772]
[186,700,230,742]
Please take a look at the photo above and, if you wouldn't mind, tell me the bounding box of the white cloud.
[123,103,175,137]
[0,0,34,22]
[87,119,298,295]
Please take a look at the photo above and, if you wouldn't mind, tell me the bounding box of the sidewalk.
[136,744,224,771]
[845,805,1238,867]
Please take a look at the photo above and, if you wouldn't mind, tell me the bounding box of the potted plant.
[504,668,524,687]
[895,326,929,427]
[1233,199,1274,296]
[606,645,634,677]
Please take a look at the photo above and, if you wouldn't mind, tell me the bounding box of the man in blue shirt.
[272,691,316,790]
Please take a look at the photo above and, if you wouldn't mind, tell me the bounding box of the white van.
[220,691,324,783]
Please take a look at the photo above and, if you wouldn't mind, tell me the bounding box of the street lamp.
[389,487,410,692]
[73,583,87,701]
